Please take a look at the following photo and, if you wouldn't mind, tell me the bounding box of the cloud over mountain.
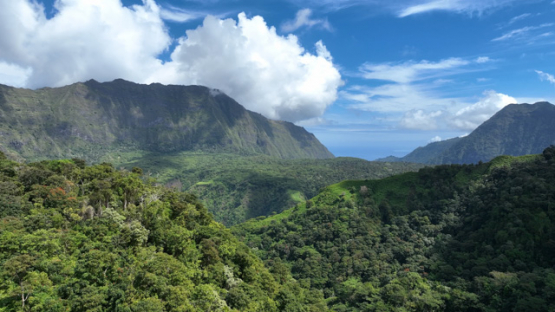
[449,90,517,130]
[0,0,342,123]
[156,14,342,122]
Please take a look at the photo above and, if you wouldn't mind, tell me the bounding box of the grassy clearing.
[488,154,540,171]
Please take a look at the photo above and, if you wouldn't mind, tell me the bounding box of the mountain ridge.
[0,79,333,162]
[379,101,555,164]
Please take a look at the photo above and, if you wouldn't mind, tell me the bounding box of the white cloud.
[286,0,532,17]
[358,57,489,84]
[0,62,32,88]
[295,117,333,127]
[159,5,206,23]
[430,136,442,142]
[397,0,527,17]
[0,0,171,88]
[0,1,342,123]
[399,0,460,17]
[475,56,491,63]
[346,56,493,113]
[359,58,469,84]
[492,23,554,41]
[536,70,555,85]
[345,56,517,133]
[508,13,532,25]
[154,13,342,122]
[449,90,517,130]
[399,110,443,130]
[281,8,332,33]
[344,83,456,113]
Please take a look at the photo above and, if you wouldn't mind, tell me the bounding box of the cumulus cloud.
[281,8,332,33]
[449,90,517,130]
[0,0,171,89]
[0,0,342,123]
[399,110,443,130]
[155,13,342,122]
[345,55,516,133]
[536,70,555,85]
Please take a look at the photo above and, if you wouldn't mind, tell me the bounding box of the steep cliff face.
[0,79,333,161]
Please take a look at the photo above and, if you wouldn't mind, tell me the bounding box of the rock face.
[382,102,555,164]
[0,79,333,161]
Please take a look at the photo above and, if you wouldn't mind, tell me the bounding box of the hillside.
[0,79,333,162]
[234,146,555,311]
[108,151,424,226]
[382,102,555,164]
[0,154,326,311]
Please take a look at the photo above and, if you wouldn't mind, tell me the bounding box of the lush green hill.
[107,151,424,226]
[234,147,555,311]
[0,153,327,311]
[0,79,333,162]
[384,102,555,164]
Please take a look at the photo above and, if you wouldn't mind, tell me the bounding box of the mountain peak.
[394,102,555,164]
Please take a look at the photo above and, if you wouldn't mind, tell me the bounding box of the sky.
[0,0,554,160]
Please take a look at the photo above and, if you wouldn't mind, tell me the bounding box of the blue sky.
[1,0,554,160]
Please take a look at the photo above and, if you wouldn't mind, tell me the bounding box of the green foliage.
[115,151,423,225]
[234,146,555,311]
[0,158,326,311]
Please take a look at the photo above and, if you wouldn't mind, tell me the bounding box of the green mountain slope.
[0,154,327,311]
[0,79,333,162]
[234,147,555,311]
[384,102,555,164]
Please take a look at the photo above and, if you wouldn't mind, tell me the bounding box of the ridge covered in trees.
[233,147,555,311]
[0,152,326,311]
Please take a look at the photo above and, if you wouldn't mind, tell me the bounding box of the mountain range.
[380,102,555,164]
[0,79,333,162]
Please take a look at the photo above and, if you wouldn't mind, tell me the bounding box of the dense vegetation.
[234,146,555,311]
[383,102,555,164]
[112,151,424,226]
[0,153,327,311]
